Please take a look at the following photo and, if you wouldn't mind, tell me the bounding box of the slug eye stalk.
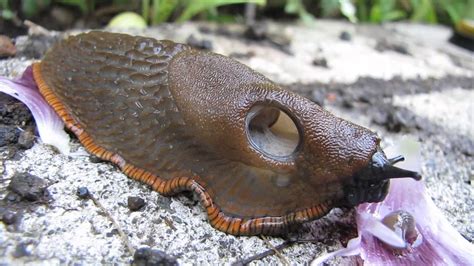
[372,152,422,181]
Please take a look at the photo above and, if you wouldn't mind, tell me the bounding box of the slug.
[32,31,421,236]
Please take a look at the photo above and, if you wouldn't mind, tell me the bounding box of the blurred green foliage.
[0,0,472,26]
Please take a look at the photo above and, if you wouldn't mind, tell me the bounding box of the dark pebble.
[106,228,119,237]
[312,57,328,68]
[7,172,47,201]
[133,247,178,266]
[89,155,104,163]
[76,187,90,199]
[186,34,213,50]
[2,210,18,225]
[17,128,36,149]
[6,192,19,202]
[339,31,352,41]
[172,216,182,224]
[12,243,30,258]
[341,98,354,109]
[128,196,146,211]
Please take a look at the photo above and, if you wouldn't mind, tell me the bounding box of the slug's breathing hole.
[246,105,301,159]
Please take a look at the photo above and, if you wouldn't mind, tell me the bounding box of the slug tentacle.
[32,31,420,236]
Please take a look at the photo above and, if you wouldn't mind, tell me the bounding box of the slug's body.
[32,31,420,236]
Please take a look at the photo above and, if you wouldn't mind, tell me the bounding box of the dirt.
[0,94,36,160]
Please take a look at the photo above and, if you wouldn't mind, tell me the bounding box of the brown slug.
[32,31,421,236]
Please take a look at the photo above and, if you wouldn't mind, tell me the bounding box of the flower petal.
[312,137,474,265]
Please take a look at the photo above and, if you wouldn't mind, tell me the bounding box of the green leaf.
[142,0,150,22]
[284,0,315,23]
[370,5,381,23]
[0,0,9,10]
[151,0,178,24]
[22,0,51,18]
[177,0,266,22]
[410,0,437,23]
[1,9,14,20]
[55,0,90,14]
[384,10,406,21]
[356,0,369,22]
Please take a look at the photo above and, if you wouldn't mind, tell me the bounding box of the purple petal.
[0,66,70,154]
[357,178,474,265]
[311,237,361,265]
[313,138,474,265]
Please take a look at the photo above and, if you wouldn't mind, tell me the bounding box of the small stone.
[133,247,178,266]
[0,35,16,57]
[89,155,104,163]
[128,196,146,211]
[12,243,30,258]
[106,228,119,237]
[6,192,18,202]
[17,128,35,149]
[7,172,47,201]
[339,31,352,41]
[76,187,90,199]
[312,57,328,68]
[2,210,18,225]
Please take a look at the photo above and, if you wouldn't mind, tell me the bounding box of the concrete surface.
[0,20,473,264]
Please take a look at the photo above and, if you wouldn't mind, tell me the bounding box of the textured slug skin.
[33,31,379,236]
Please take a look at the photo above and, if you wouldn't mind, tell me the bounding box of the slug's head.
[240,84,421,207]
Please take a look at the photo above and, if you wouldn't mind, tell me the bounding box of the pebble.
[1,210,18,225]
[76,187,90,199]
[133,247,178,266]
[128,196,146,211]
[18,128,35,149]
[7,172,47,201]
[12,243,30,258]
[339,31,352,41]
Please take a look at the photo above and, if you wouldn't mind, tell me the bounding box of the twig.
[262,236,289,265]
[232,240,294,265]
[88,191,135,255]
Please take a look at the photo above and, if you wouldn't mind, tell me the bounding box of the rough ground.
[0,20,473,264]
